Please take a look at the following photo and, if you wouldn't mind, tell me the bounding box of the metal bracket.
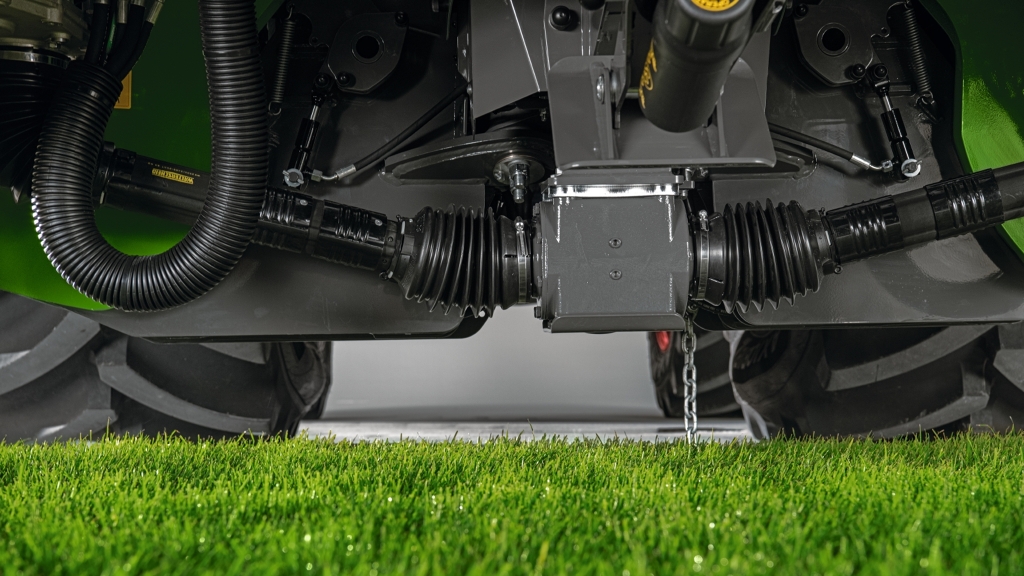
[515,219,529,302]
[545,183,686,199]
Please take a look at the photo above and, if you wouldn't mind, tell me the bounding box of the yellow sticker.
[151,168,195,185]
[690,0,740,12]
[114,70,132,109]
[639,40,657,109]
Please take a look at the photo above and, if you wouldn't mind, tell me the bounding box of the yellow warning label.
[639,40,657,109]
[690,0,740,11]
[114,71,132,109]
[152,168,195,185]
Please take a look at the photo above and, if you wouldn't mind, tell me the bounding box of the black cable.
[767,122,855,161]
[110,0,128,56]
[110,22,125,56]
[104,3,144,77]
[114,21,153,79]
[31,0,268,311]
[352,82,468,171]
[85,1,112,65]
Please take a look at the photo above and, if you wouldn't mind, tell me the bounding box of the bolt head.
[847,64,866,80]
[395,12,408,26]
[609,270,622,280]
[794,4,809,18]
[335,72,351,85]
[550,6,575,31]
[314,73,331,88]
[870,64,889,81]
[608,238,622,249]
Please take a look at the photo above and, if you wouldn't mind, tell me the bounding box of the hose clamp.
[695,210,710,301]
[515,219,529,302]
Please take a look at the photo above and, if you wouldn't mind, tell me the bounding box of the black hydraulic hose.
[767,122,893,172]
[316,82,468,182]
[105,2,145,77]
[114,21,153,79]
[767,122,855,161]
[110,0,129,55]
[85,0,112,65]
[354,83,467,171]
[31,0,268,311]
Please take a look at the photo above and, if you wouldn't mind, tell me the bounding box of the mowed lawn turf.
[1,435,1022,575]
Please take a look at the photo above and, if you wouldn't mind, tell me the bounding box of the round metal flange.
[492,155,546,186]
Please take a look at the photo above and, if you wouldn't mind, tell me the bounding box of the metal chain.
[682,308,698,442]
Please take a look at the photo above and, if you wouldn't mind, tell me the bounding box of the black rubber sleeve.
[31,0,268,311]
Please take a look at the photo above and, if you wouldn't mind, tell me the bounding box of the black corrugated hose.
[31,0,268,311]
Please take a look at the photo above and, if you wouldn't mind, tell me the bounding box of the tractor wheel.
[648,329,741,418]
[730,325,1024,438]
[0,291,331,442]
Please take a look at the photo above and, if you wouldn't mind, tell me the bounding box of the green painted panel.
[930,0,1024,253]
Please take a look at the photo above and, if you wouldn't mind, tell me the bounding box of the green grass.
[1,435,1023,575]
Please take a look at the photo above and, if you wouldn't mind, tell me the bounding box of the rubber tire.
[648,329,741,418]
[730,325,1024,439]
[0,291,332,442]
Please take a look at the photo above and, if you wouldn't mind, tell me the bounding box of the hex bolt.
[609,238,622,249]
[609,270,622,280]
[509,162,529,204]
